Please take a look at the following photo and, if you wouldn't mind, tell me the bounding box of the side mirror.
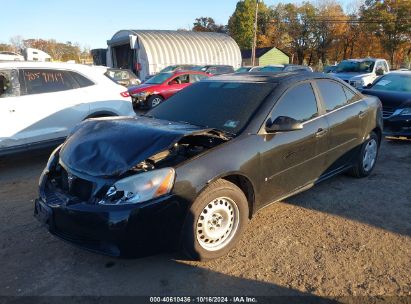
[265,116,303,133]
[168,80,178,85]
[376,68,384,76]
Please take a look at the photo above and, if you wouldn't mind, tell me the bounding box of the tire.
[180,179,249,261]
[348,131,379,178]
[147,95,163,109]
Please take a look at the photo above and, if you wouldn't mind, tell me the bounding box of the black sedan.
[34,72,382,260]
[361,71,411,138]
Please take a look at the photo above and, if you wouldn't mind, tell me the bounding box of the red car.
[128,70,209,108]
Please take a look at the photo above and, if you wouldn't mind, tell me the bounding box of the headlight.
[39,145,61,184]
[353,79,364,88]
[99,168,175,205]
[132,91,149,98]
[398,108,411,116]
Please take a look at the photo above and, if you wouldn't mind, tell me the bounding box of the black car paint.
[361,74,411,137]
[35,72,383,256]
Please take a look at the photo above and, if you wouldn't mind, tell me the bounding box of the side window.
[383,62,389,72]
[270,82,318,123]
[0,69,21,98]
[316,80,349,112]
[343,86,359,104]
[22,69,76,95]
[207,67,217,74]
[70,71,94,87]
[173,74,190,84]
[190,74,207,83]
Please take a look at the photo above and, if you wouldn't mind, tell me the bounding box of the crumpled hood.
[60,116,209,177]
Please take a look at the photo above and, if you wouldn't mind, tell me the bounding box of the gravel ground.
[0,138,410,301]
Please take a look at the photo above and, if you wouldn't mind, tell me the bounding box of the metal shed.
[106,30,242,80]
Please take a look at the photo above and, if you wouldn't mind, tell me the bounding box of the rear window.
[22,69,76,95]
[70,71,94,87]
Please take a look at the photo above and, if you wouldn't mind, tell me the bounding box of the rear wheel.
[180,179,249,261]
[147,95,163,109]
[348,132,379,178]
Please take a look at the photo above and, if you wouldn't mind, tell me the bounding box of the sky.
[1,0,356,50]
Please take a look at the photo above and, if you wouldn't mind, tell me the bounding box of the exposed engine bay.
[44,117,230,204]
[130,133,227,174]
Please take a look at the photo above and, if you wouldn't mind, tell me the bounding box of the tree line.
[0,36,92,63]
[193,0,411,69]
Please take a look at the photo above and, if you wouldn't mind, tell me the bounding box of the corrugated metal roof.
[108,30,242,68]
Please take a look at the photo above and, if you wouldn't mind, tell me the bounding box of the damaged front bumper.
[384,115,411,137]
[34,182,186,257]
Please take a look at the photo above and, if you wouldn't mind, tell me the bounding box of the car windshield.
[259,66,284,72]
[145,72,172,84]
[148,81,275,134]
[371,73,411,92]
[335,60,375,73]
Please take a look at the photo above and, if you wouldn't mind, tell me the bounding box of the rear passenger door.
[15,68,90,145]
[314,79,367,172]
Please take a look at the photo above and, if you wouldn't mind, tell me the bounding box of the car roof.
[171,70,209,76]
[206,71,336,84]
[0,61,107,73]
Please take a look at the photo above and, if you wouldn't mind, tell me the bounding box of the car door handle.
[358,111,366,119]
[315,128,328,137]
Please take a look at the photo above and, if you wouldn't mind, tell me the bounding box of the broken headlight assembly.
[99,168,175,205]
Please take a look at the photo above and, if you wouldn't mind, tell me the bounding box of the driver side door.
[163,74,191,99]
[259,81,330,203]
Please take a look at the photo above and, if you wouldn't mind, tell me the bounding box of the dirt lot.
[0,138,410,301]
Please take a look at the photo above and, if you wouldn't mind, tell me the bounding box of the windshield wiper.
[177,121,234,140]
[207,128,235,140]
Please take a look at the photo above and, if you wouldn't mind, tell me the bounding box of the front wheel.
[180,179,249,261]
[348,132,379,178]
[147,95,163,109]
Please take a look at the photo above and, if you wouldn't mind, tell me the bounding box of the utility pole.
[251,0,259,66]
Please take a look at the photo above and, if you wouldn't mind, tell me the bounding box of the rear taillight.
[120,91,130,98]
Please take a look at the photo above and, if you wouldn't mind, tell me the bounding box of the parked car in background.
[104,68,141,87]
[144,65,202,82]
[196,65,234,75]
[330,58,389,89]
[128,70,209,109]
[361,71,411,138]
[159,65,201,73]
[323,65,337,73]
[235,66,264,72]
[0,51,24,61]
[35,72,382,260]
[0,62,135,155]
[236,66,253,73]
[259,64,313,72]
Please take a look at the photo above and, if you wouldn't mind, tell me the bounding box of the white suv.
[0,62,135,155]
